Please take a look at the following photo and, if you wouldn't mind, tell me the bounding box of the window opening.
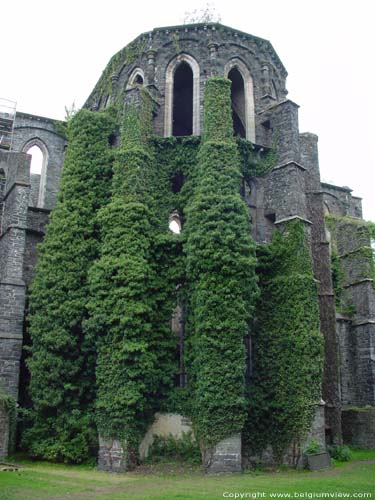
[169,211,182,234]
[26,144,44,175]
[228,68,246,138]
[173,62,193,136]
[135,74,144,85]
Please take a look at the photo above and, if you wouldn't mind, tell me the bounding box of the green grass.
[0,451,374,500]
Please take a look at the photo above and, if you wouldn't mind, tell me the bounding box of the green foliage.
[86,92,177,458]
[184,77,259,449]
[328,445,352,462]
[90,38,147,107]
[237,139,277,178]
[245,220,324,461]
[305,439,322,455]
[202,78,234,142]
[146,432,201,465]
[0,382,17,452]
[24,108,116,463]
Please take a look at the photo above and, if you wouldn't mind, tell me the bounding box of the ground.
[0,450,374,500]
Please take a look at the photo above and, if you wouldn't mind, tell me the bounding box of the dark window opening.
[135,74,144,85]
[173,62,193,136]
[171,170,184,194]
[108,133,117,147]
[228,68,246,138]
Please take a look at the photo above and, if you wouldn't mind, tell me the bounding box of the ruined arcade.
[0,23,374,472]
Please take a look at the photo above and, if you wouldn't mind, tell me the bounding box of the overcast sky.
[2,0,374,219]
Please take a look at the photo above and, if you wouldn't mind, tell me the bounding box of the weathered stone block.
[204,434,242,474]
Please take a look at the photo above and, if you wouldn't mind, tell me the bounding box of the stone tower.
[0,23,374,471]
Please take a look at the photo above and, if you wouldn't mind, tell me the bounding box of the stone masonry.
[0,22,374,466]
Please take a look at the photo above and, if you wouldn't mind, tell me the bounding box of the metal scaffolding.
[0,98,17,151]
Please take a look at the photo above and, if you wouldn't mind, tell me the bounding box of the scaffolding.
[0,98,17,151]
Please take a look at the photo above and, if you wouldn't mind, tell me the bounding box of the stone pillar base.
[98,436,128,472]
[203,434,242,473]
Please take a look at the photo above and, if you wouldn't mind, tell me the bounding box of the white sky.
[2,0,374,219]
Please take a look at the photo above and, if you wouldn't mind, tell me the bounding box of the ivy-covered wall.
[184,79,259,460]
[244,221,323,463]
[24,109,116,462]
[326,215,375,409]
[23,79,327,470]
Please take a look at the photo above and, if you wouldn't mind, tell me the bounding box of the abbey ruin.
[0,23,374,473]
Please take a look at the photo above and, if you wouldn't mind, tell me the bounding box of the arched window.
[172,62,193,136]
[27,144,44,174]
[228,67,246,138]
[224,59,255,143]
[23,139,49,208]
[164,54,200,137]
[126,68,145,89]
[169,211,182,234]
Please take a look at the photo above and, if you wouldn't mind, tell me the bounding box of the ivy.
[86,90,177,464]
[244,220,324,461]
[184,78,259,450]
[0,382,17,453]
[23,109,116,463]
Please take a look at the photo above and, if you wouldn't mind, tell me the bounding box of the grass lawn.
[0,450,374,500]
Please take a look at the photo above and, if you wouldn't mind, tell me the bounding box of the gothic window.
[126,68,145,89]
[27,144,43,174]
[228,67,246,138]
[172,62,193,136]
[164,54,200,137]
[224,59,256,142]
[23,139,49,208]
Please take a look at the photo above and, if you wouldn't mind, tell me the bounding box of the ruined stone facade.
[0,23,374,469]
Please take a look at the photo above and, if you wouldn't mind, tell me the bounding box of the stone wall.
[342,408,375,448]
[12,112,66,210]
[85,23,288,147]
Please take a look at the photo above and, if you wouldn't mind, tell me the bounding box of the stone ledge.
[272,160,306,172]
[275,215,312,226]
[351,319,375,327]
[0,279,25,287]
[344,278,373,289]
[0,333,23,340]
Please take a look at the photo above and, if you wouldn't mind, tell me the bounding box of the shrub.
[328,445,352,461]
[146,432,201,465]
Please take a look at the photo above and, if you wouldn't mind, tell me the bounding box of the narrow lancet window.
[172,62,193,136]
[228,68,246,138]
[27,144,44,174]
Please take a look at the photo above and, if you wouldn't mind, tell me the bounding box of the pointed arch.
[22,138,49,208]
[164,53,200,137]
[126,68,145,89]
[224,58,255,143]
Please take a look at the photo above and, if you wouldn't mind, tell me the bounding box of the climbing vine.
[244,220,324,461]
[184,78,259,451]
[86,90,178,464]
[24,108,116,463]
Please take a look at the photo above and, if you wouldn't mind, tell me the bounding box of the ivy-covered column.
[245,220,324,465]
[87,89,176,471]
[184,77,258,473]
[25,109,115,462]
